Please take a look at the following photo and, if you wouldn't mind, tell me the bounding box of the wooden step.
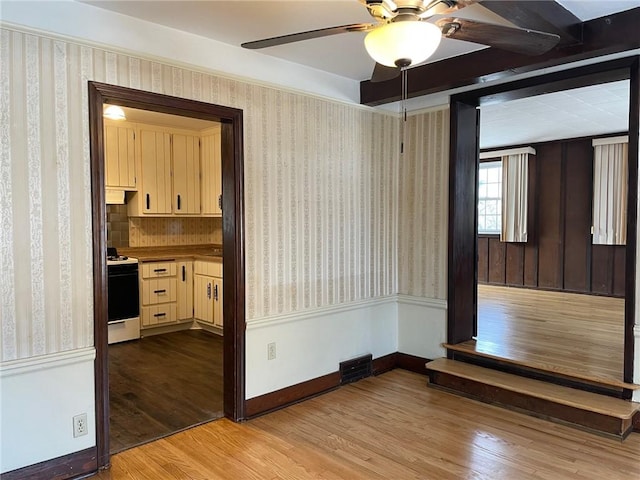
[444,341,640,393]
[426,358,640,439]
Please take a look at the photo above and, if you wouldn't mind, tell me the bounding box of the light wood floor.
[471,285,626,386]
[95,370,640,480]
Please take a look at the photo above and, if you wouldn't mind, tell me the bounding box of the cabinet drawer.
[141,262,177,279]
[141,277,177,305]
[141,304,177,327]
[194,260,222,277]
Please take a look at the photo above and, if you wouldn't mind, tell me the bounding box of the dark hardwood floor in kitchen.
[108,329,223,453]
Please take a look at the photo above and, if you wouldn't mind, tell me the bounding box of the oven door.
[108,264,140,322]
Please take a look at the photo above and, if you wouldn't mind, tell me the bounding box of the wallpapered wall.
[0,27,400,361]
[399,109,449,299]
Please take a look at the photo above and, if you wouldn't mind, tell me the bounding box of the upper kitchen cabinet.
[200,126,222,217]
[104,120,136,190]
[128,126,173,215]
[172,133,201,215]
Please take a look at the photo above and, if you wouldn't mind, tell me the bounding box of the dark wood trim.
[1,447,97,480]
[372,352,398,375]
[624,58,639,383]
[447,98,479,344]
[88,83,109,468]
[360,8,640,106]
[245,372,341,419]
[447,57,639,386]
[88,82,246,470]
[396,353,431,375]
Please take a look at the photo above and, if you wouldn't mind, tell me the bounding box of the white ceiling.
[81,0,638,147]
[480,80,630,149]
[83,0,639,81]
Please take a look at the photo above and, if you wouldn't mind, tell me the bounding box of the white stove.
[107,255,139,266]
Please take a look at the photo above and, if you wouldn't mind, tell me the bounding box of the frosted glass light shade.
[364,21,442,68]
[103,105,126,121]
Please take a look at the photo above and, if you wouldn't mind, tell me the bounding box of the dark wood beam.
[360,7,640,106]
[481,0,582,46]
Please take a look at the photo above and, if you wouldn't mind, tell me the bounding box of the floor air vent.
[340,354,373,385]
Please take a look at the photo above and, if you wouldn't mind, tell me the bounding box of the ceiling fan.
[241,0,561,83]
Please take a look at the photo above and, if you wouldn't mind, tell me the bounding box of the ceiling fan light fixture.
[364,20,441,68]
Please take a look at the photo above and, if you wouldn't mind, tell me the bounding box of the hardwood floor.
[108,329,223,453]
[473,284,626,385]
[95,370,640,480]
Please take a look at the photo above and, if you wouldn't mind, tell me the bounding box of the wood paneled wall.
[477,136,626,298]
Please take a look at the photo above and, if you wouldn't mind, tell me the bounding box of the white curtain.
[501,153,528,242]
[592,141,628,245]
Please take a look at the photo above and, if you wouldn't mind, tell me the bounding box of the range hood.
[106,189,126,204]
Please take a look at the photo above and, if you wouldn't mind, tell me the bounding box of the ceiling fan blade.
[371,63,401,83]
[241,23,376,49]
[436,18,560,56]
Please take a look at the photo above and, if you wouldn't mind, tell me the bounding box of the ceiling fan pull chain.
[400,67,407,155]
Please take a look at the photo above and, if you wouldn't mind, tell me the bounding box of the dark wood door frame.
[88,82,246,469]
[448,56,640,384]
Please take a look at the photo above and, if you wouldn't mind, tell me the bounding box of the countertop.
[118,244,222,263]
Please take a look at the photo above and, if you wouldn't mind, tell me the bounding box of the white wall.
[246,298,397,399]
[397,296,447,360]
[0,349,96,473]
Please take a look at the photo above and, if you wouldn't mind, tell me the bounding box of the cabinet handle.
[177,194,181,210]
[153,268,167,273]
[182,265,186,281]
[213,284,218,301]
[146,193,150,210]
[218,195,222,210]
[207,283,211,300]
[153,312,166,318]
[154,289,166,294]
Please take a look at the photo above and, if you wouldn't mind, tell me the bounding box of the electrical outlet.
[73,413,88,438]
[267,342,276,360]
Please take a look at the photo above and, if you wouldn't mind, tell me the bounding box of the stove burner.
[107,255,128,261]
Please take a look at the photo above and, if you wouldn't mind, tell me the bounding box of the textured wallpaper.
[0,27,402,360]
[129,217,221,247]
[398,109,450,299]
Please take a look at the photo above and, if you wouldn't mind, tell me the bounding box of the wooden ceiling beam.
[480,0,582,46]
[360,7,640,106]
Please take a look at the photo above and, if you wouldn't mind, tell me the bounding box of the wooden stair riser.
[428,371,634,439]
[449,352,629,399]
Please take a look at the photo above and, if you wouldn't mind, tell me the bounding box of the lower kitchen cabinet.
[176,260,193,321]
[140,260,179,328]
[193,260,223,328]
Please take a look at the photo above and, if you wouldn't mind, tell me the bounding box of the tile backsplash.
[129,216,222,247]
[106,205,222,248]
[106,204,129,248]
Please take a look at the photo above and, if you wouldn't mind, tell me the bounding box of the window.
[478,161,502,234]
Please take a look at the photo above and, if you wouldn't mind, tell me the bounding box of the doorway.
[89,82,246,468]
[447,57,639,385]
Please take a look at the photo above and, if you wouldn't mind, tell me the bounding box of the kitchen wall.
[0,23,398,472]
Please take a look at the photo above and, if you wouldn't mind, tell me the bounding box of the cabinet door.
[193,274,214,324]
[139,127,172,214]
[200,130,222,216]
[172,134,201,214]
[104,123,136,189]
[176,261,194,321]
[213,277,223,328]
